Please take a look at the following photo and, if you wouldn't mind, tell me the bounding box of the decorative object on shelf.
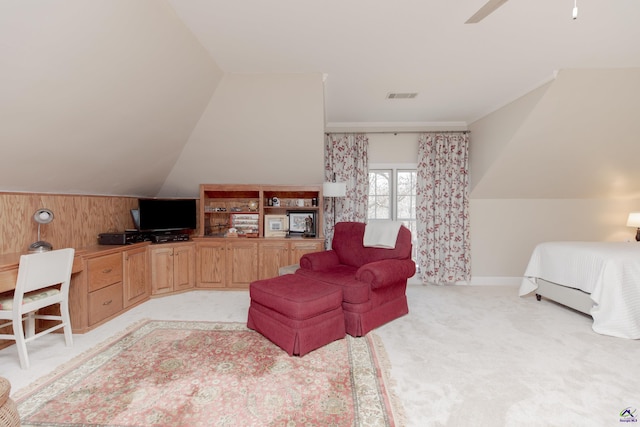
[272,197,280,207]
[264,215,288,237]
[248,200,258,211]
[28,208,55,253]
[288,211,316,237]
[626,212,640,241]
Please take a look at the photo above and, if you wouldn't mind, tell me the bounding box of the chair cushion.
[296,265,370,304]
[249,275,342,320]
[0,288,60,310]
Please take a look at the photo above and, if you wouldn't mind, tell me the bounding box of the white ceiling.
[167,0,640,127]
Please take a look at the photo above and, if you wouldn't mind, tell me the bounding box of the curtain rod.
[325,130,470,135]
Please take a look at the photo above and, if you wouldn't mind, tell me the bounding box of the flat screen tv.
[137,198,197,232]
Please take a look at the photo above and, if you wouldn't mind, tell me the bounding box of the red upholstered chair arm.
[299,250,341,271]
[355,259,416,289]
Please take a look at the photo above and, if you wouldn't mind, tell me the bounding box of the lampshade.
[323,182,346,198]
[627,212,640,228]
[29,208,55,253]
[34,208,54,224]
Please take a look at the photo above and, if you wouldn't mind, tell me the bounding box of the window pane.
[396,170,416,220]
[368,170,391,220]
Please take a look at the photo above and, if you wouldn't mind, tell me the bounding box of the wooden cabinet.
[290,240,324,263]
[196,240,226,288]
[86,251,124,326]
[196,240,259,289]
[259,239,323,279]
[123,246,149,308]
[259,240,289,279]
[197,237,323,286]
[150,242,195,295]
[226,240,259,288]
[196,184,325,287]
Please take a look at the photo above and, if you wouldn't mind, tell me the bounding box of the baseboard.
[469,276,522,286]
[408,276,522,286]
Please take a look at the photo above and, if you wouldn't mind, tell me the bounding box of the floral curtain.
[416,132,470,284]
[324,133,369,243]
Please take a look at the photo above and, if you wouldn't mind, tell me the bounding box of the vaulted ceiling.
[168,0,640,125]
[2,1,639,199]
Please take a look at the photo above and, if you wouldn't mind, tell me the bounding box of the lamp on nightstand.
[626,212,640,241]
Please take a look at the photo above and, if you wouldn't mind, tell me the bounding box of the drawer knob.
[102,268,112,274]
[103,299,113,306]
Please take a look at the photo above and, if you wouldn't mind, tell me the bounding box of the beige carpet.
[2,285,640,426]
[375,285,640,426]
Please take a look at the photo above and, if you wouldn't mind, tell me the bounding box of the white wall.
[0,0,222,196]
[158,73,326,198]
[469,69,640,282]
[470,199,640,277]
[368,133,418,165]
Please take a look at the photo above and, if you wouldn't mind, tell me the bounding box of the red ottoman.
[247,274,345,356]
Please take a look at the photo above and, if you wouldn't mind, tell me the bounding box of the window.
[368,165,418,272]
[367,165,417,238]
[368,170,391,220]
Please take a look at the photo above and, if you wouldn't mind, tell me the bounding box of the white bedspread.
[520,241,640,339]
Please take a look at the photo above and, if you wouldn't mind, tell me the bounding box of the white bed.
[519,241,640,339]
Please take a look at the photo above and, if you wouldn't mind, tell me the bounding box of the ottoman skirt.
[247,275,346,356]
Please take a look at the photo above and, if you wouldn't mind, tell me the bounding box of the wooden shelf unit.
[199,184,323,238]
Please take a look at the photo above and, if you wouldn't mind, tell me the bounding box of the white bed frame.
[535,278,594,316]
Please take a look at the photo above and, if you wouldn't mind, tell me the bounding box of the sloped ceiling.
[2,1,639,200]
[166,0,640,125]
[470,68,640,199]
[0,1,222,196]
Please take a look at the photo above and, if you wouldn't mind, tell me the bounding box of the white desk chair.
[0,248,75,369]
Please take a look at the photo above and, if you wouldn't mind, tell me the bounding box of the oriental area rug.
[15,320,403,427]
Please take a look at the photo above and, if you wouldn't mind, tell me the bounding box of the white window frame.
[368,163,419,274]
[368,163,417,225]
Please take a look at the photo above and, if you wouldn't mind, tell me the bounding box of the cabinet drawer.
[87,253,123,292]
[88,282,123,326]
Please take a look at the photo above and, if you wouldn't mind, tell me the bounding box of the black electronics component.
[98,231,147,245]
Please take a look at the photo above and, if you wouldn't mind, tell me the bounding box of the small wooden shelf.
[199,184,323,238]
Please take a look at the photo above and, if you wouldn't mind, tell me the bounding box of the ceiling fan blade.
[465,0,510,24]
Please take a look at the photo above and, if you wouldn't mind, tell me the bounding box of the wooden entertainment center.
[0,184,324,337]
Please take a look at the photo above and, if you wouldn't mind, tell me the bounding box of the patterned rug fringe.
[371,333,407,427]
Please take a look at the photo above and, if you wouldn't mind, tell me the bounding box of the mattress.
[520,241,640,339]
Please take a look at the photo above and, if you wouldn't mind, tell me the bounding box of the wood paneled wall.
[0,192,138,255]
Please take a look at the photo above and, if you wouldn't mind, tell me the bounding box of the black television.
[137,198,197,232]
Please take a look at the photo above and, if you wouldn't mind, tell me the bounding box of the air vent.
[386,92,418,99]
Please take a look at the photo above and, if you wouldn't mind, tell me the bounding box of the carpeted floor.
[2,285,640,426]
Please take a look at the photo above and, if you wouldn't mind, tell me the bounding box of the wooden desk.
[0,243,150,337]
[0,250,86,294]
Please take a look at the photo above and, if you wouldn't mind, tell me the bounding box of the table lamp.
[626,212,640,241]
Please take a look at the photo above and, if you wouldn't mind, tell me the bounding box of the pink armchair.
[296,221,415,336]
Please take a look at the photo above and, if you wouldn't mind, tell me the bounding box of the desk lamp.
[29,208,55,253]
